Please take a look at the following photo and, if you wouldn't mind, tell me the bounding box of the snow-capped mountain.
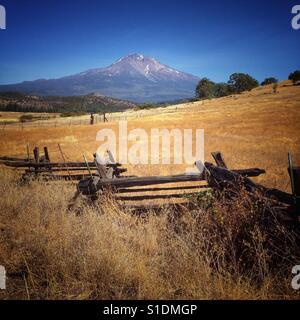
[0,54,199,102]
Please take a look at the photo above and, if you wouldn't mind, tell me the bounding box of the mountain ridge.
[0,54,199,103]
[0,92,137,113]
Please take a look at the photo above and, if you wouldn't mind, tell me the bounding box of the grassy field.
[1,80,299,190]
[0,80,300,299]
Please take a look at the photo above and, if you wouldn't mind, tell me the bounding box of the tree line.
[196,70,300,99]
[0,93,136,113]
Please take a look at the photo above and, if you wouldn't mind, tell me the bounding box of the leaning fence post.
[211,151,228,168]
[33,147,40,175]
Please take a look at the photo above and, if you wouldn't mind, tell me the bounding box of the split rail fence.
[1,147,299,220]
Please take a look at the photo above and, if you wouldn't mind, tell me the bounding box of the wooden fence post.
[33,147,40,175]
[211,152,228,168]
[33,147,40,163]
[44,147,50,162]
[103,112,108,123]
[90,113,95,125]
[288,152,300,216]
[292,168,300,215]
[93,153,110,179]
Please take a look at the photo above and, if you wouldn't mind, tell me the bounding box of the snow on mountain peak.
[101,53,199,83]
[0,53,200,102]
[75,54,199,85]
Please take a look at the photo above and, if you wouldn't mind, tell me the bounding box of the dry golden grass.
[0,81,300,300]
[0,170,299,300]
[1,81,299,190]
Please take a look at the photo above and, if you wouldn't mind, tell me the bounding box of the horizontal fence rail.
[1,147,298,221]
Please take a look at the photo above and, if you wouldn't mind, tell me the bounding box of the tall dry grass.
[0,169,299,300]
[0,82,299,299]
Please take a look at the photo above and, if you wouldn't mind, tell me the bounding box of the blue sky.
[0,0,299,84]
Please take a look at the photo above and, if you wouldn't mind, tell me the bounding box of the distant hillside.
[0,92,137,113]
[0,54,199,103]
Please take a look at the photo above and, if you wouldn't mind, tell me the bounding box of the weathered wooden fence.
[0,146,127,181]
[1,148,299,220]
[74,151,299,219]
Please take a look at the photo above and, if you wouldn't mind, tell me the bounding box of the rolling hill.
[0,92,137,113]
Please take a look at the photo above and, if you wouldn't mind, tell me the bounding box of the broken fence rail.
[0,146,126,181]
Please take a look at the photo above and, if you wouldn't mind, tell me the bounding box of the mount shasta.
[0,54,199,103]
